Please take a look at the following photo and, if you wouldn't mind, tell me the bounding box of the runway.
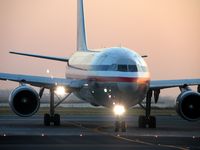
[0,114,199,150]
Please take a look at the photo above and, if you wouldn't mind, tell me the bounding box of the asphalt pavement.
[0,114,199,150]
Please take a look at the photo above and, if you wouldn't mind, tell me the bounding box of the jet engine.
[9,86,40,117]
[176,90,200,121]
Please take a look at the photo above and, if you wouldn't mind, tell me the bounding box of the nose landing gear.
[114,117,127,132]
[113,104,127,132]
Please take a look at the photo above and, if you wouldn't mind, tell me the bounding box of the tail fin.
[77,0,88,51]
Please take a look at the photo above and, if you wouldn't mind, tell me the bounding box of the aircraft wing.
[150,79,200,90]
[0,73,86,90]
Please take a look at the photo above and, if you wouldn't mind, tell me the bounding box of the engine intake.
[9,86,40,117]
[176,91,200,121]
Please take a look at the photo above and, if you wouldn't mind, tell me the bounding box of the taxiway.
[0,114,199,150]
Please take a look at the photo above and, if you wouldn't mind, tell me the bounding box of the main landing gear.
[43,88,71,126]
[44,113,60,126]
[138,90,156,128]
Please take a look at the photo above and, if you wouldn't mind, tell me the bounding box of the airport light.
[113,104,125,116]
[54,86,66,96]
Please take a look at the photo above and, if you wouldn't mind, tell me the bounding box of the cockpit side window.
[109,64,117,71]
[136,65,148,72]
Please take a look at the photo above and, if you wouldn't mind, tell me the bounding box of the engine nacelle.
[176,91,200,121]
[9,86,40,117]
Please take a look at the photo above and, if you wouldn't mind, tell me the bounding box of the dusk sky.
[0,0,200,96]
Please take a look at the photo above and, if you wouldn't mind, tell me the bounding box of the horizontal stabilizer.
[10,51,69,62]
[141,55,148,58]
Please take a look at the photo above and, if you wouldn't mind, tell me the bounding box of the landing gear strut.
[43,88,71,126]
[138,90,156,128]
[114,117,127,132]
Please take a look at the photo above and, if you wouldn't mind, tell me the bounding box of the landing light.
[113,105,126,116]
[55,86,66,96]
[46,69,50,74]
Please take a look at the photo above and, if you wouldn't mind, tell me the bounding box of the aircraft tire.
[121,121,126,132]
[149,116,156,128]
[115,121,120,132]
[44,114,51,126]
[138,116,146,128]
[54,114,60,126]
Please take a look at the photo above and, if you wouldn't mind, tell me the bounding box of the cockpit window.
[128,65,138,72]
[117,65,128,72]
[89,64,147,72]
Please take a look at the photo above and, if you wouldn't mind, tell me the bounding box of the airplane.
[0,0,200,132]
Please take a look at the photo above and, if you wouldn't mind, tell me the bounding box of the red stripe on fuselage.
[88,76,150,83]
[66,73,150,83]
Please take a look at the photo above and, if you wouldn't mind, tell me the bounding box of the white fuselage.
[66,47,150,108]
